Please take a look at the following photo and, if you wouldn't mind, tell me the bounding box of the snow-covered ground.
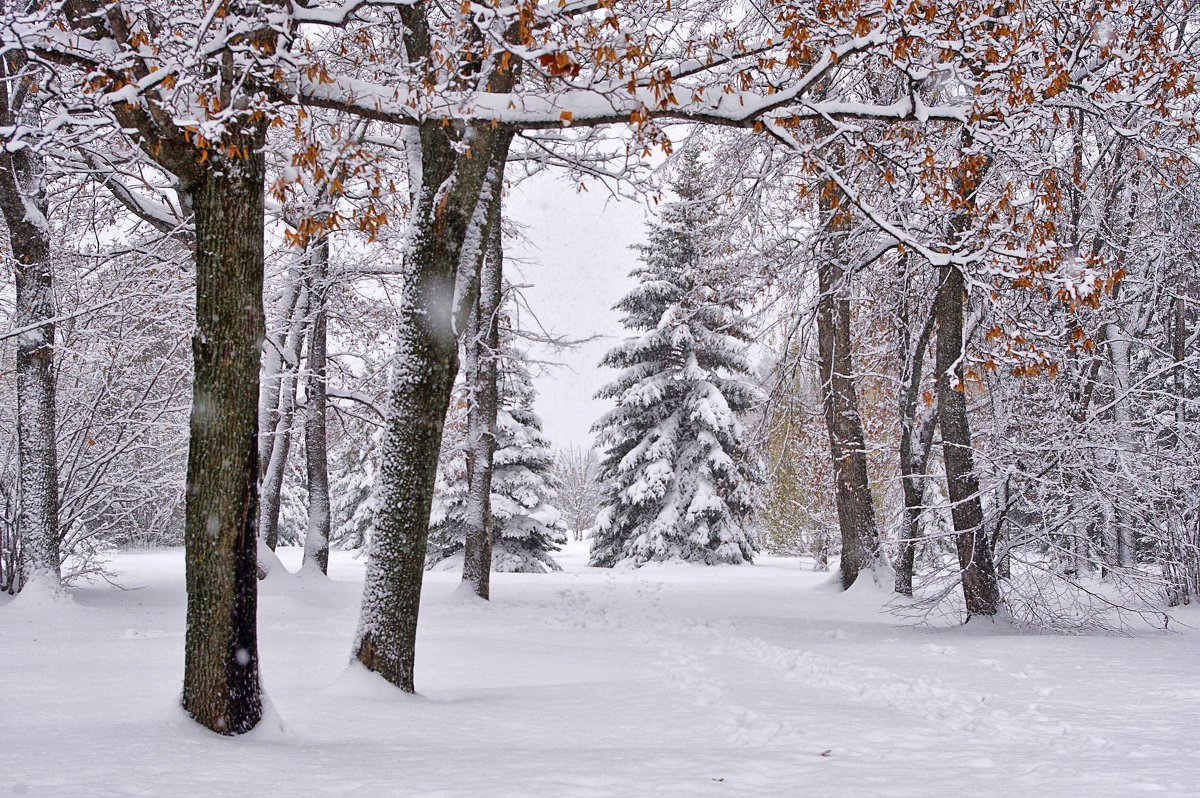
[3,539,1198,796]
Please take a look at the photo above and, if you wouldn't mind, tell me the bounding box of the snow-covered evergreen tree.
[427,318,567,573]
[590,149,762,567]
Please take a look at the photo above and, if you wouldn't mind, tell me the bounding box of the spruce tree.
[590,150,761,567]
[428,319,567,573]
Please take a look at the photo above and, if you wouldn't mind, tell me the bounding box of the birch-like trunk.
[302,234,331,575]
[895,268,938,596]
[258,286,309,553]
[1105,321,1136,568]
[258,280,303,473]
[461,195,504,599]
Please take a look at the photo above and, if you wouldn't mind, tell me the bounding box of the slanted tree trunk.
[259,284,309,554]
[257,275,305,569]
[258,279,303,473]
[934,265,1001,618]
[0,55,59,593]
[815,183,885,590]
[461,197,505,599]
[353,121,514,691]
[181,146,266,734]
[303,234,331,575]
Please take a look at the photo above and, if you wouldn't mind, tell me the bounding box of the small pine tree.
[590,149,762,567]
[428,318,567,573]
[331,421,383,550]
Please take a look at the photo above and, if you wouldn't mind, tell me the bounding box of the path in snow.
[3,539,1197,796]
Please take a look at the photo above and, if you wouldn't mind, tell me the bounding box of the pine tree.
[427,317,567,573]
[590,150,762,568]
[331,423,383,551]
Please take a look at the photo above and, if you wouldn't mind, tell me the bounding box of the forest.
[2,0,1199,792]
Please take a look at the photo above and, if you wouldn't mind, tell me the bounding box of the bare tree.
[554,446,603,542]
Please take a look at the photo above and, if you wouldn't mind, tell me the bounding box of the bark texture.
[461,200,505,599]
[0,53,60,592]
[303,234,331,575]
[934,265,1001,617]
[1104,320,1136,568]
[181,148,266,734]
[353,122,514,690]
[815,185,885,590]
[259,285,309,552]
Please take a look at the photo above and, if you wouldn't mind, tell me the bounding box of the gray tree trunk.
[303,234,331,575]
[259,285,309,552]
[461,195,505,599]
[0,52,59,593]
[258,279,303,474]
[181,145,266,734]
[934,265,1001,618]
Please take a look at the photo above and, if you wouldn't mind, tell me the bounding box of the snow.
[4,541,1199,796]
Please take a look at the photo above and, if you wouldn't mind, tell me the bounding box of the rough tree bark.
[349,0,522,688]
[352,116,514,690]
[934,265,1001,618]
[815,182,886,590]
[302,234,331,575]
[461,196,505,599]
[0,51,60,593]
[51,0,279,737]
[180,144,267,734]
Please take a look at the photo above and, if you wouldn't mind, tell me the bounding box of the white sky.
[506,173,646,451]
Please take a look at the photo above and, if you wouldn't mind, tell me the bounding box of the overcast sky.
[506,173,647,451]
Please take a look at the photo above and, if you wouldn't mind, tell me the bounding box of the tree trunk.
[1105,320,1136,568]
[1175,290,1185,429]
[1,153,59,593]
[461,196,505,599]
[1165,289,1193,605]
[258,286,309,553]
[258,279,303,473]
[895,267,938,596]
[934,265,1001,618]
[353,124,513,691]
[0,62,59,593]
[181,147,266,734]
[303,234,331,575]
[815,188,885,591]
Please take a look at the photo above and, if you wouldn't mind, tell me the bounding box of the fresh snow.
[3,540,1198,796]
